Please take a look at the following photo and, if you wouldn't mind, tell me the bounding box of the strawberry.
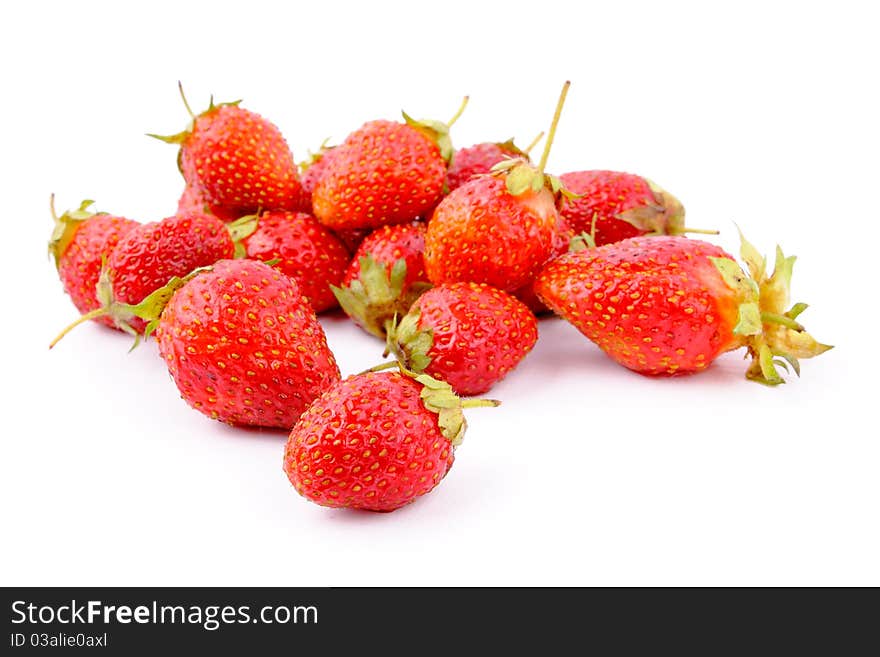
[384,282,539,395]
[151,84,307,221]
[512,214,575,314]
[240,210,350,313]
[298,140,337,199]
[283,369,496,512]
[557,170,714,246]
[151,260,340,427]
[535,233,831,384]
[312,97,468,231]
[48,197,138,329]
[445,137,536,192]
[50,211,241,344]
[424,83,571,292]
[176,182,211,216]
[332,222,430,338]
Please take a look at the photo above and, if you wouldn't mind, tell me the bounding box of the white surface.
[1,0,877,586]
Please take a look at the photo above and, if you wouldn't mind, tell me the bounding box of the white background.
[1,0,877,586]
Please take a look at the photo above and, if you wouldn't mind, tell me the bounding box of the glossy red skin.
[342,222,428,289]
[156,260,340,428]
[512,215,574,314]
[312,120,446,230]
[558,170,658,245]
[109,212,235,333]
[176,183,209,215]
[58,214,138,328]
[424,175,558,291]
[446,142,522,191]
[180,105,308,220]
[242,210,349,313]
[410,283,538,395]
[284,371,453,512]
[535,236,741,375]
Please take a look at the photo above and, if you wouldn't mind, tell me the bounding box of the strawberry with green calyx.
[557,170,716,246]
[150,82,308,221]
[50,211,252,344]
[239,209,350,313]
[283,368,498,512]
[424,82,572,292]
[380,282,539,396]
[57,260,340,427]
[49,196,139,329]
[444,132,543,192]
[332,222,430,338]
[312,97,469,231]
[298,138,337,199]
[534,232,831,384]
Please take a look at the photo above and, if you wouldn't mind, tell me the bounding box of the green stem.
[537,81,571,174]
[362,361,399,374]
[680,226,720,235]
[761,311,804,331]
[447,96,469,128]
[523,131,544,155]
[177,80,195,119]
[49,307,107,349]
[461,399,501,409]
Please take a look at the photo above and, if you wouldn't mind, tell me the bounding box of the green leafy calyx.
[330,255,431,339]
[710,229,832,385]
[48,196,99,268]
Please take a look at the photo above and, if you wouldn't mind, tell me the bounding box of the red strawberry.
[50,211,239,344]
[512,214,575,314]
[312,98,467,231]
[151,84,307,221]
[424,83,571,292]
[48,197,138,329]
[385,282,539,395]
[535,233,831,384]
[283,369,496,512]
[332,222,430,338]
[149,259,341,427]
[299,140,337,199]
[446,138,530,192]
[558,170,713,245]
[241,210,350,313]
[176,183,211,216]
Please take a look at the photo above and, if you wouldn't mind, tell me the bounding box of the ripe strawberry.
[50,211,239,344]
[48,197,138,328]
[240,210,350,313]
[298,140,337,199]
[512,214,575,314]
[446,138,530,192]
[283,369,496,512]
[332,222,430,338]
[312,97,467,231]
[557,170,713,246]
[151,84,307,221]
[385,282,538,395]
[149,259,340,427]
[424,83,571,292]
[176,182,211,216]
[535,233,831,384]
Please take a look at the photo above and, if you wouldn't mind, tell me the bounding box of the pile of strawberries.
[49,82,831,513]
